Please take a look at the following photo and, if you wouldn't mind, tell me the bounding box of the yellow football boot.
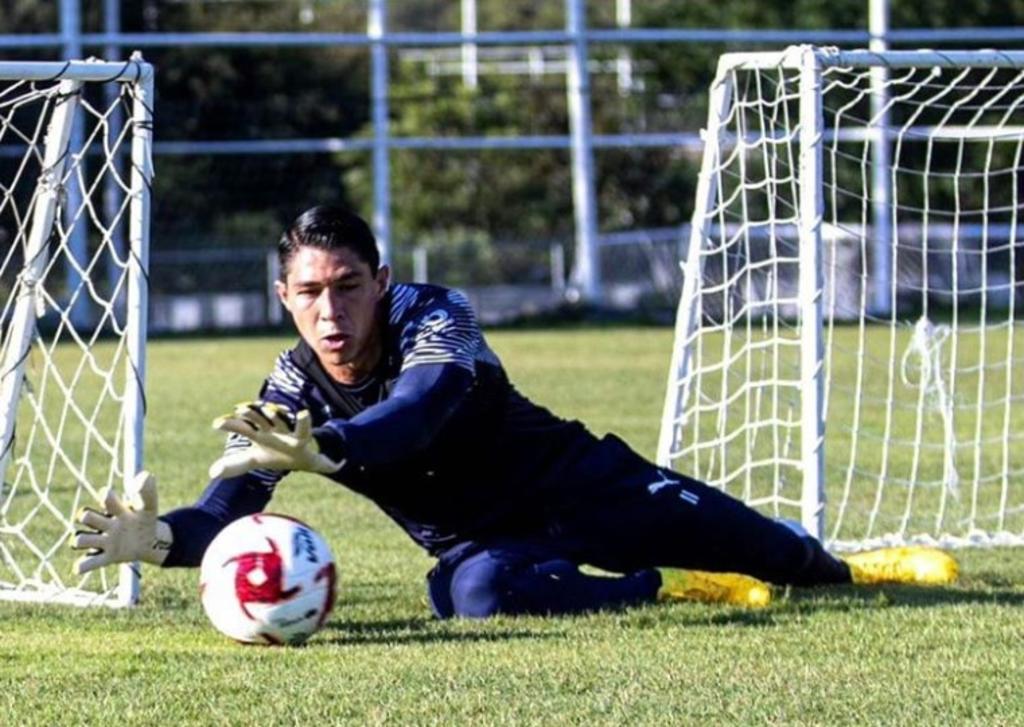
[657,569,772,608]
[843,546,959,586]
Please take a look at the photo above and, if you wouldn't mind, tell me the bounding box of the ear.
[274,280,290,311]
[374,265,391,299]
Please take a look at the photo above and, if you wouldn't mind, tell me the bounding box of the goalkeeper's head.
[278,204,380,277]
[275,205,390,383]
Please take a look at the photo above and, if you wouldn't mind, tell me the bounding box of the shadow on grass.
[782,582,1024,611]
[320,616,564,646]
[693,608,782,628]
[315,580,1021,643]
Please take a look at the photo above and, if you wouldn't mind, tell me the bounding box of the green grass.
[2,327,1023,725]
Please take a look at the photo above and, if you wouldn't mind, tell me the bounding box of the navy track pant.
[427,435,850,618]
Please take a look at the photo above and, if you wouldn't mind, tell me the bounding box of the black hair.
[277,205,380,280]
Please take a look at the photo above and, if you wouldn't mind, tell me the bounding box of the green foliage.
[638,0,866,30]
[889,0,1024,28]
[0,0,55,32]
[119,0,366,34]
[9,1,1024,286]
[1,329,1023,725]
[342,54,696,282]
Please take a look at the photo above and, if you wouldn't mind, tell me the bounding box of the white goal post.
[0,57,153,606]
[659,46,1024,551]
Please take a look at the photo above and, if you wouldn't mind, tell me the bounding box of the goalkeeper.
[72,205,958,617]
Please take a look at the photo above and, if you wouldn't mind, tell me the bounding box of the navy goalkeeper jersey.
[162,283,597,563]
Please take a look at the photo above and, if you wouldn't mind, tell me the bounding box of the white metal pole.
[412,245,428,283]
[798,47,826,541]
[266,249,283,326]
[550,242,566,295]
[869,0,893,317]
[656,66,733,467]
[461,0,478,90]
[0,79,82,492]
[528,47,544,79]
[119,57,154,607]
[104,0,126,318]
[616,0,633,95]
[565,0,601,302]
[368,0,392,265]
[61,0,89,330]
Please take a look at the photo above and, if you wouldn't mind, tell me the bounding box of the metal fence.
[4,0,1024,330]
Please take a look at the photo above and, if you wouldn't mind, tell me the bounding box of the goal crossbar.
[716,48,1024,72]
[0,59,151,82]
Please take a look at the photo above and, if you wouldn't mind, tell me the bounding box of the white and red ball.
[199,513,337,645]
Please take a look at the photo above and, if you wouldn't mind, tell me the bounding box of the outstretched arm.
[315,362,473,467]
[162,363,472,567]
[71,470,278,571]
[208,362,474,477]
[153,379,310,567]
[157,473,276,566]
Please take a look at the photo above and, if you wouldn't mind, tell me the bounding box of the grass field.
[2,327,1023,725]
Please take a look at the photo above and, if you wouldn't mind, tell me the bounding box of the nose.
[318,288,345,321]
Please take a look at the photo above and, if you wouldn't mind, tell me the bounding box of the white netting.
[0,60,152,606]
[660,48,1024,551]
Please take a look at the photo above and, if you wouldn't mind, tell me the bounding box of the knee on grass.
[447,551,586,618]
[448,551,529,618]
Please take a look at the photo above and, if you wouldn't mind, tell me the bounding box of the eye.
[293,287,320,301]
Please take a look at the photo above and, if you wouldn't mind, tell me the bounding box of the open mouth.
[320,332,349,351]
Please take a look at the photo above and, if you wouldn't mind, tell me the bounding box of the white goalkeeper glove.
[209,402,345,479]
[71,470,173,575]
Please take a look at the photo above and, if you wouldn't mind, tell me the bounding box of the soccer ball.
[199,513,337,645]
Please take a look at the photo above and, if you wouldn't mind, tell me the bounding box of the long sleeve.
[159,474,275,567]
[312,362,473,467]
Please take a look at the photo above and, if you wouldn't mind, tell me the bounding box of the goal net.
[0,58,153,606]
[659,47,1024,551]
